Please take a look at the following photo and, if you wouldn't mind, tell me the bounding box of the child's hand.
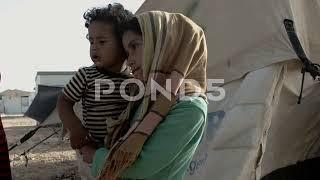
[79,145,97,164]
[69,124,89,149]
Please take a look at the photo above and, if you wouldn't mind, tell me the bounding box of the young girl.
[81,11,208,180]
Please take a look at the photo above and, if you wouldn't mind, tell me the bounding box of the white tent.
[137,0,320,179]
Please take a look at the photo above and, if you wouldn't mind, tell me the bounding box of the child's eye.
[89,41,93,45]
[99,40,106,44]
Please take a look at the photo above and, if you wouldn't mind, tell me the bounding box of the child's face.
[88,21,125,72]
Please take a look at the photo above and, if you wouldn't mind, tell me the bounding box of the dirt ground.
[3,116,80,180]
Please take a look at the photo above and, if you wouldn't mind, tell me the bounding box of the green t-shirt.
[92,96,207,180]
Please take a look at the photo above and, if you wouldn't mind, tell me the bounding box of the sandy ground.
[3,116,80,180]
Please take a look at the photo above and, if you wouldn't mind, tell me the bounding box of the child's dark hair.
[83,3,134,43]
[119,17,142,36]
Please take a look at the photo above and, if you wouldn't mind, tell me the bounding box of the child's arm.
[57,94,88,149]
[57,68,88,149]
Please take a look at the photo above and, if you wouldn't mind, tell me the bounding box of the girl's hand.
[102,111,161,178]
[105,132,148,178]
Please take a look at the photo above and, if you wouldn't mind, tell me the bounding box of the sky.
[0,0,144,92]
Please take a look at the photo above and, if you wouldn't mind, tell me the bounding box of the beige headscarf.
[138,11,207,119]
[100,11,207,179]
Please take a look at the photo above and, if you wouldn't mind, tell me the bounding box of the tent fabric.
[137,0,320,179]
[137,0,320,83]
[260,63,320,177]
[24,85,82,126]
[184,62,287,180]
[25,85,63,124]
[40,100,82,127]
[182,61,320,180]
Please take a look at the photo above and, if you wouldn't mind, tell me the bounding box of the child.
[57,4,133,179]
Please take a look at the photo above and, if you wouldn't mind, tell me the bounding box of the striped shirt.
[63,65,131,142]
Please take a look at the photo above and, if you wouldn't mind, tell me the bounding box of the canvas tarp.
[137,0,320,179]
[9,85,82,155]
[24,85,82,127]
[183,61,320,180]
[137,0,320,82]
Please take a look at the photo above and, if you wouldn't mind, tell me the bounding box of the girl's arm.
[134,71,184,135]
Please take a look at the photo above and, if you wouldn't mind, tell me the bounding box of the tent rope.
[11,128,61,167]
[284,19,320,104]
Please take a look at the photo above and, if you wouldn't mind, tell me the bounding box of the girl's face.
[122,30,144,81]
